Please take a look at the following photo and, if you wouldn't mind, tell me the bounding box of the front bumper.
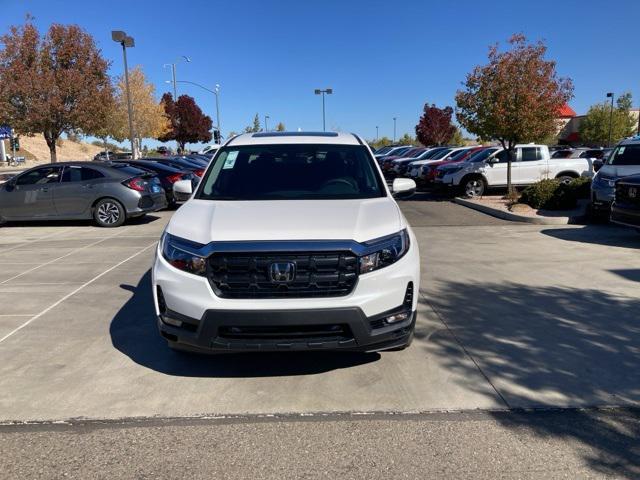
[158,306,416,353]
[591,184,614,213]
[610,203,640,228]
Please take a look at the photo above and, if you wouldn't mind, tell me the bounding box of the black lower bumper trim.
[611,204,640,228]
[158,306,416,353]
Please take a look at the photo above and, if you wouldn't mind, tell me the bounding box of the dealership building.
[556,104,640,145]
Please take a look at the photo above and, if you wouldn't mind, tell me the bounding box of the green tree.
[579,92,636,146]
[275,122,286,131]
[369,136,392,150]
[450,128,465,145]
[0,21,113,162]
[244,113,261,133]
[396,133,416,146]
[456,34,574,194]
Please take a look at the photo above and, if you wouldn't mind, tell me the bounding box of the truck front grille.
[207,252,359,299]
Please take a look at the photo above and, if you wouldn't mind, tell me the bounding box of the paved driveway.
[0,200,639,422]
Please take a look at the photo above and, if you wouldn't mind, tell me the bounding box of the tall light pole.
[606,92,614,147]
[171,80,222,144]
[163,56,191,100]
[112,31,136,158]
[314,88,333,131]
[393,117,397,143]
[264,115,270,132]
[376,126,379,141]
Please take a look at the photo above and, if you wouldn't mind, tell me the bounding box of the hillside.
[1,135,105,169]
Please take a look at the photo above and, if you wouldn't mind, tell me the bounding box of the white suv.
[153,132,420,353]
[435,144,593,197]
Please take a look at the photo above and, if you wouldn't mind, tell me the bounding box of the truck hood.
[598,164,640,178]
[167,198,403,244]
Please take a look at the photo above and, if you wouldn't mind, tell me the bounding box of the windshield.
[448,149,471,161]
[468,148,499,162]
[197,144,386,200]
[607,144,640,166]
[430,148,452,160]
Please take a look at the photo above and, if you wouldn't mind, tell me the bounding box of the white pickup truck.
[434,144,594,197]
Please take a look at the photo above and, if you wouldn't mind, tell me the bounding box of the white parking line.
[0,242,156,344]
[0,229,71,255]
[0,231,123,285]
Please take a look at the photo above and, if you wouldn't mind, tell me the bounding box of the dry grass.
[1,135,104,170]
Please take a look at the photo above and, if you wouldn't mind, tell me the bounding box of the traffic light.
[213,130,221,144]
[10,137,19,151]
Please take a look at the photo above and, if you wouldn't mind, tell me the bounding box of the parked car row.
[0,153,217,228]
[373,143,596,197]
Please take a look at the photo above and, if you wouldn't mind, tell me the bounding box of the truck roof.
[226,131,362,146]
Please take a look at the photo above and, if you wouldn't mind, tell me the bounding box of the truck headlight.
[359,230,410,274]
[160,232,207,276]
[594,174,615,188]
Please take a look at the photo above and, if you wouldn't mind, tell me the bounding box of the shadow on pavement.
[541,224,640,248]
[110,270,380,378]
[1,214,161,228]
[421,281,640,477]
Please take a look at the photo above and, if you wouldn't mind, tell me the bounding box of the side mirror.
[173,179,193,202]
[593,159,603,173]
[392,178,416,198]
[487,156,498,164]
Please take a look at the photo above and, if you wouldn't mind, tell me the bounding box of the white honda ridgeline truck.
[153,132,420,354]
[435,144,594,197]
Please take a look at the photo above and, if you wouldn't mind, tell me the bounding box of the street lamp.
[606,92,614,147]
[314,88,333,131]
[163,56,191,100]
[264,115,270,132]
[376,126,379,141]
[112,30,136,158]
[393,117,397,143]
[170,80,222,144]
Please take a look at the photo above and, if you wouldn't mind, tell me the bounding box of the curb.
[454,197,588,225]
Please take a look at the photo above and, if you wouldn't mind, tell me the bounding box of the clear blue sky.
[1,0,639,146]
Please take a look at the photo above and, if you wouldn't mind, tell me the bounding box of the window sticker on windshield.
[619,147,625,154]
[223,151,238,169]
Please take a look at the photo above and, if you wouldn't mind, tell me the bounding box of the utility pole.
[606,92,614,147]
[112,31,137,159]
[393,117,397,143]
[264,115,270,132]
[314,88,333,131]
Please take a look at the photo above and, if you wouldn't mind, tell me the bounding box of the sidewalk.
[454,196,590,225]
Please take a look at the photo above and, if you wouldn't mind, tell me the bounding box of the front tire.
[94,198,126,228]
[557,175,575,185]
[462,176,486,198]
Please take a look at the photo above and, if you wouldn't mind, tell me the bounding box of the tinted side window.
[61,167,104,182]
[521,147,542,162]
[494,150,511,163]
[16,167,62,186]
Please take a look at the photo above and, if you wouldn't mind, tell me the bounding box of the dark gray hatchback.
[0,161,167,227]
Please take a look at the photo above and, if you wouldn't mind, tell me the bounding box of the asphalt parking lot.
[1,199,640,477]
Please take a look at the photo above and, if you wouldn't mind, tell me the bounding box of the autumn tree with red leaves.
[455,34,574,194]
[0,21,113,162]
[415,104,457,146]
[159,93,212,150]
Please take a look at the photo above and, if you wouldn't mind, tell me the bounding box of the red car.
[420,146,487,186]
[381,147,427,174]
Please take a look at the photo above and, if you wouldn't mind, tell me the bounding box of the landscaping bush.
[519,177,592,210]
[519,179,560,209]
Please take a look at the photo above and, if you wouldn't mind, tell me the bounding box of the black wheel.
[462,176,486,198]
[93,198,126,228]
[557,175,575,185]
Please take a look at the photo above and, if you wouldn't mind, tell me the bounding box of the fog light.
[385,312,409,324]
[161,315,183,327]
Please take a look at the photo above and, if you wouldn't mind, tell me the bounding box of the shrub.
[519,176,592,210]
[520,179,560,209]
